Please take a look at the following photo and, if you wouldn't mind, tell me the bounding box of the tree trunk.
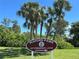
[35,27,37,39]
[30,26,32,40]
[53,32,56,40]
[35,21,38,39]
[40,21,43,39]
[30,22,33,40]
[46,29,49,39]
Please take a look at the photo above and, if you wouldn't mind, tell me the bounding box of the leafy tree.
[70,22,79,35]
[53,0,71,35]
[1,18,11,27]
[70,22,79,47]
[12,20,21,33]
[45,0,71,38]
[0,25,12,46]
[0,24,27,47]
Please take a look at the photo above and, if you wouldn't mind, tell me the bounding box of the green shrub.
[20,47,31,55]
[6,40,23,47]
[57,41,74,49]
[54,34,74,49]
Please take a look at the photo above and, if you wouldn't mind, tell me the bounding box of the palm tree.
[17,2,40,40]
[1,18,11,27]
[45,7,55,38]
[39,7,48,39]
[53,0,71,35]
[44,0,71,39]
[45,18,52,38]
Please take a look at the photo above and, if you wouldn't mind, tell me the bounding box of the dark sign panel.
[26,39,56,52]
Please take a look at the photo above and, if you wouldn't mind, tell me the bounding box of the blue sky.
[0,0,79,34]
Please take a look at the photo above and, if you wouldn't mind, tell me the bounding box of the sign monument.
[26,39,57,59]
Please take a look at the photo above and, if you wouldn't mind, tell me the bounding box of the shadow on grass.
[0,48,20,59]
[0,53,4,59]
[0,47,49,59]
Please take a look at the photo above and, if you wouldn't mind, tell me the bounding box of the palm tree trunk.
[46,23,52,39]
[46,29,49,39]
[30,22,34,40]
[40,21,43,39]
[35,26,37,38]
[53,32,56,40]
[30,26,32,40]
[35,20,38,39]
[33,28,36,39]
[46,33,48,38]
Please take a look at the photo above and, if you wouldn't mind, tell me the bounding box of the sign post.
[50,51,54,59]
[31,51,34,59]
[50,38,54,59]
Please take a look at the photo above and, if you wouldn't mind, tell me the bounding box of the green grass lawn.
[0,47,79,59]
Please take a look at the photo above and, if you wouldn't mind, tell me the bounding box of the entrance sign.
[26,39,56,52]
